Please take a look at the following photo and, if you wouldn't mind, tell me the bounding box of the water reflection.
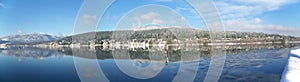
[0,44,299,82]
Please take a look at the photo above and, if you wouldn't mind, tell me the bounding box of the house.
[0,43,7,49]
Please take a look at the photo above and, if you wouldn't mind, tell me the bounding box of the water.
[0,45,296,82]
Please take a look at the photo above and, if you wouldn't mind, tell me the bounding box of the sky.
[0,0,299,37]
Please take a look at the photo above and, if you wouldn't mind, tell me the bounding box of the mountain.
[0,33,61,44]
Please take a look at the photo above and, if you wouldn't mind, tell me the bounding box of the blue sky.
[0,0,299,37]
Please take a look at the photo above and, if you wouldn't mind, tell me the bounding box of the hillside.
[52,28,299,45]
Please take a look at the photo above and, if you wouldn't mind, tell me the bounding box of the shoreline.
[5,41,300,50]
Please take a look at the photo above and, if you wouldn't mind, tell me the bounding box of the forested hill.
[51,28,299,45]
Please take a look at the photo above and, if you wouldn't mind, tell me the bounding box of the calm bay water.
[0,45,297,82]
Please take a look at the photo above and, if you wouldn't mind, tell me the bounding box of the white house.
[0,43,7,49]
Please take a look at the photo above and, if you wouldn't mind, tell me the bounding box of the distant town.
[1,28,300,49]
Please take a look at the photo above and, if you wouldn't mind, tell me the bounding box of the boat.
[281,49,300,82]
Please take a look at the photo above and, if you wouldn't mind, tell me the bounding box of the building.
[0,43,7,49]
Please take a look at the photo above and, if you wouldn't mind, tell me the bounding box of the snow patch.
[1,38,8,41]
[281,49,300,82]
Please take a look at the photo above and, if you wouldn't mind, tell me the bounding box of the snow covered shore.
[281,49,300,82]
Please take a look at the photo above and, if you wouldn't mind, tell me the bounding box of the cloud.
[152,19,163,24]
[141,12,161,21]
[81,14,97,26]
[0,3,5,8]
[172,0,300,36]
[130,12,164,29]
[253,18,262,24]
[224,18,300,36]
[215,0,298,19]
[232,0,298,10]
[132,14,164,27]
[212,0,300,36]
[120,8,188,31]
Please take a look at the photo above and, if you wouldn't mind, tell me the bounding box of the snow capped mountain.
[0,33,61,44]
